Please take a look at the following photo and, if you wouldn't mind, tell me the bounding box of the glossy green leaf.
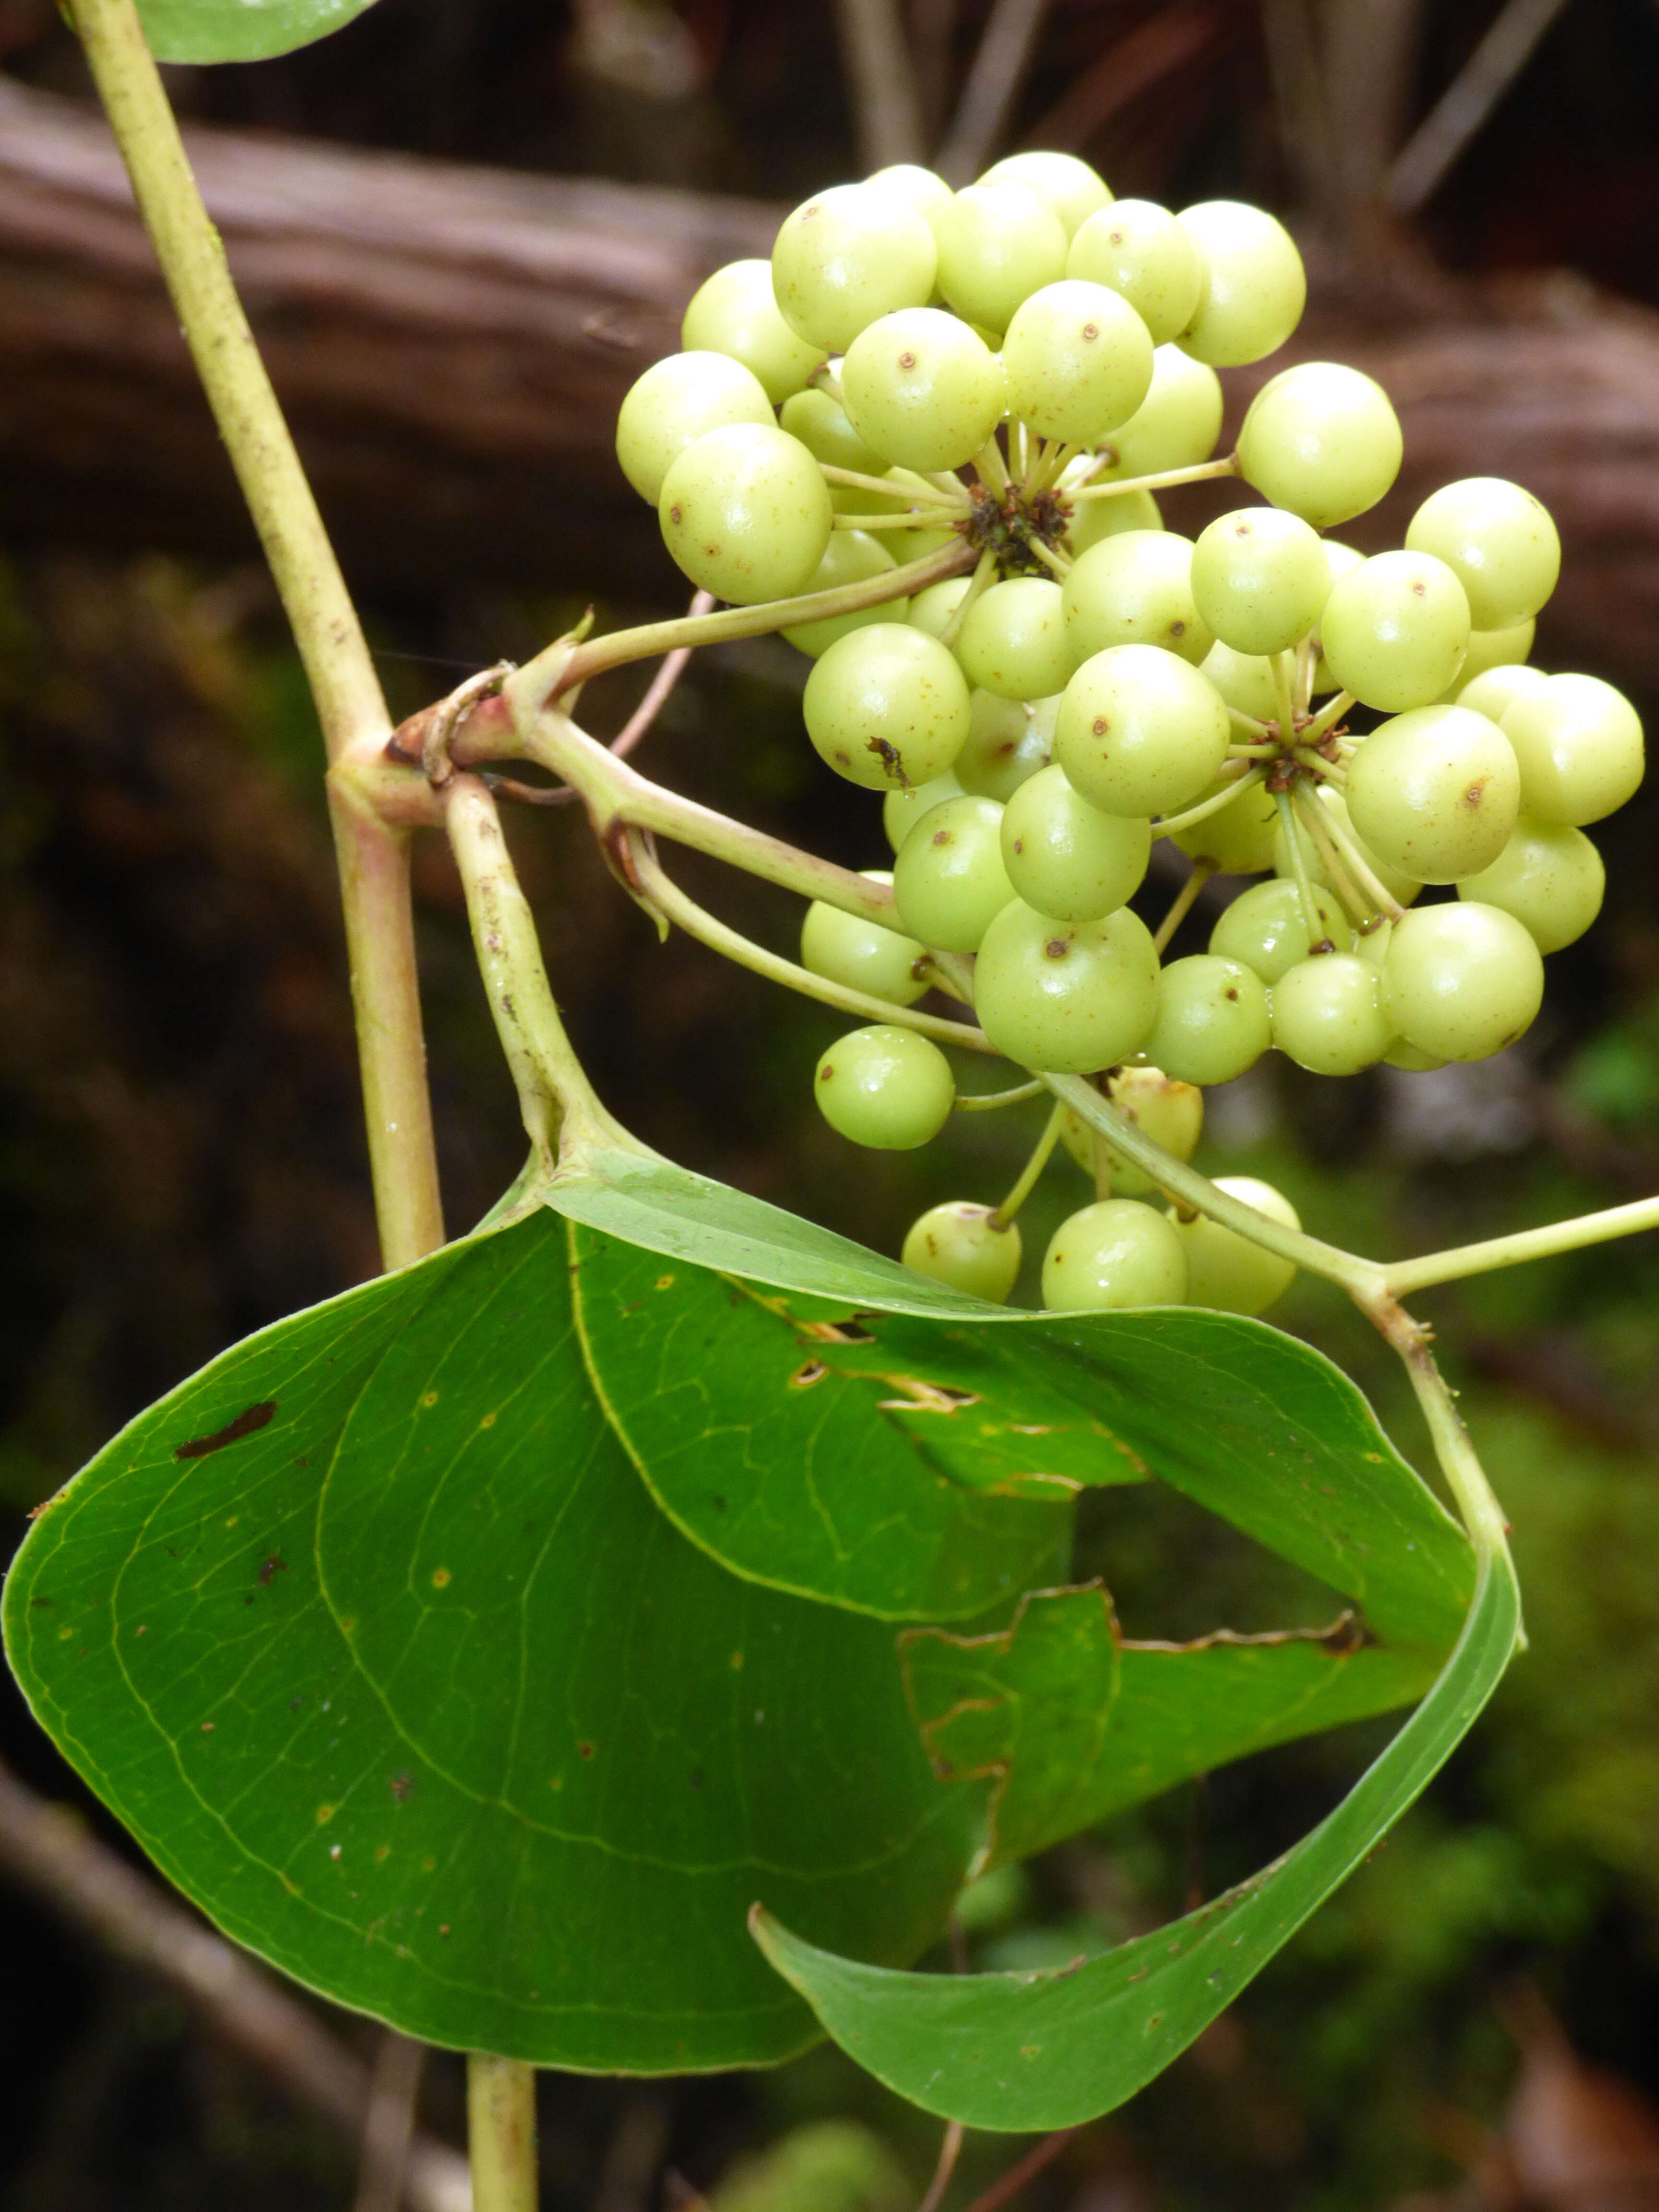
[754,1547,1522,2128]
[137,0,380,64]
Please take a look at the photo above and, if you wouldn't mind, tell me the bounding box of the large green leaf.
[136,0,379,63]
[753,1545,1521,2128]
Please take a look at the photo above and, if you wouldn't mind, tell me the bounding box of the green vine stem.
[466,2057,538,2212]
[69,0,444,1272]
[1386,1193,1659,1296]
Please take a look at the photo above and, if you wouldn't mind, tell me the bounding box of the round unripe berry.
[1042,1199,1188,1311]
[1406,478,1561,630]
[805,623,972,791]
[842,307,1007,472]
[1190,506,1332,657]
[1056,645,1231,817]
[1199,639,1279,724]
[800,870,928,1005]
[884,769,962,852]
[1273,786,1422,910]
[781,386,895,513]
[681,260,827,403]
[1498,673,1645,826]
[1059,1065,1204,1193]
[1309,540,1365,693]
[957,577,1073,701]
[902,1201,1022,1302]
[659,423,834,605]
[772,185,937,353]
[1236,362,1403,528]
[1270,953,1393,1075]
[1386,1037,1447,1072]
[782,530,906,657]
[1062,530,1212,668]
[866,163,954,238]
[1172,776,1280,873]
[1000,763,1152,920]
[1382,902,1544,1063]
[1210,878,1353,981]
[935,181,1069,334]
[1175,202,1306,366]
[1142,953,1271,1086]
[892,793,1016,951]
[616,351,776,505]
[1318,551,1473,713]
[1093,345,1223,478]
[955,690,1054,802]
[1346,703,1520,883]
[1002,280,1154,445]
[1457,817,1605,953]
[979,151,1111,240]
[1171,1177,1299,1316]
[909,578,973,641]
[974,902,1161,1072]
[814,1024,955,1147]
[1063,483,1162,559]
[1457,661,1549,723]
[1067,200,1203,345]
[1446,620,1536,700]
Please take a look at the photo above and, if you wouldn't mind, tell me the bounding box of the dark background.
[5,2,1659,2206]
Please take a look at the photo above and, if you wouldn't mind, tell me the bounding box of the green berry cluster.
[613,151,1645,1319]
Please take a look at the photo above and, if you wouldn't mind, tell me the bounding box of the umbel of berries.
[614,149,1643,1317]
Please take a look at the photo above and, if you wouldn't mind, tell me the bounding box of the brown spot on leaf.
[174,1402,276,1460]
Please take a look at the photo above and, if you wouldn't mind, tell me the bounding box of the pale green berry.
[781,530,906,657]
[1310,540,1366,693]
[1063,482,1162,558]
[979,151,1111,240]
[1457,817,1605,953]
[772,185,938,352]
[1346,703,1520,883]
[804,623,972,791]
[1457,661,1550,723]
[841,306,1007,471]
[800,870,928,1005]
[1142,953,1271,1086]
[974,902,1161,1072]
[1067,199,1203,345]
[909,577,972,640]
[1209,878,1353,981]
[1273,786,1422,909]
[1357,916,1393,969]
[1385,1037,1447,1072]
[955,690,1054,802]
[884,770,963,852]
[1318,550,1474,712]
[1042,1199,1188,1310]
[1002,281,1154,445]
[1172,776,1280,873]
[866,163,955,239]
[1406,477,1562,630]
[681,260,827,402]
[1200,638,1280,723]
[1236,362,1402,528]
[659,423,834,604]
[893,794,1015,951]
[1000,763,1151,920]
[1270,953,1393,1075]
[616,350,776,505]
[902,1202,1021,1301]
[957,577,1074,701]
[935,180,1069,334]
[1382,902,1544,1062]
[814,1024,954,1147]
[1059,1066,1204,1195]
[1175,202,1306,366]
[1062,530,1212,668]
[1092,345,1222,478]
[1445,620,1536,700]
[1190,506,1332,657]
[1171,1176,1298,1315]
[1056,644,1231,817]
[781,387,902,516]
[1498,673,1645,826]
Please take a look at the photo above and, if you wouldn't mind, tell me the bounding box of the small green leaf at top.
[136,0,380,64]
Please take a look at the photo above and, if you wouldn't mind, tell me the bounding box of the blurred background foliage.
[4,1,1659,2208]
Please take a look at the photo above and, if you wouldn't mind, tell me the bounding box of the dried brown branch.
[936,0,1052,184]
[1384,0,1574,215]
[832,0,927,171]
[0,1756,470,2212]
